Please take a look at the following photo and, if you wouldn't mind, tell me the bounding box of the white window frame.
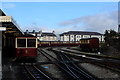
[16,38,37,48]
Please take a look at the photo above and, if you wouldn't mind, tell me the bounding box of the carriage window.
[42,42,47,44]
[17,39,26,47]
[27,39,36,47]
[87,40,90,44]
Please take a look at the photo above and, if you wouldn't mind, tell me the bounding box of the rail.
[23,64,53,80]
[38,48,97,80]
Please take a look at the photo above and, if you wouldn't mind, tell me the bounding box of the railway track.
[38,49,80,79]
[60,47,120,64]
[62,47,120,61]
[22,63,53,80]
[56,50,96,80]
[59,47,120,73]
[38,48,97,80]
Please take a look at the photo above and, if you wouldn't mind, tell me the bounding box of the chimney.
[39,30,42,34]
[52,30,55,34]
[26,29,29,34]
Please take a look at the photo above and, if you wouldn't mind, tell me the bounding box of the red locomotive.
[15,37,38,59]
[79,38,99,52]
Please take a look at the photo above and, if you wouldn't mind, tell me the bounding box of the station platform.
[2,56,24,80]
[0,9,24,80]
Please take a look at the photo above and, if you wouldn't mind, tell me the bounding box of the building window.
[77,39,80,41]
[71,35,74,37]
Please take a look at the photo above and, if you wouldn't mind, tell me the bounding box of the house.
[24,30,57,41]
[38,31,57,41]
[60,31,104,42]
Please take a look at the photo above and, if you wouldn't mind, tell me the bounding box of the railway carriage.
[38,38,99,52]
[39,41,50,47]
[38,41,80,47]
[15,37,38,58]
[50,41,62,46]
[79,38,99,52]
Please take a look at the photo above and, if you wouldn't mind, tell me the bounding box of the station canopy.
[0,9,23,36]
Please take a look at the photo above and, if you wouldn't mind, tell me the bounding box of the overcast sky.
[1,2,118,34]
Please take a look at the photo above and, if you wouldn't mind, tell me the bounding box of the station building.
[0,9,24,79]
[60,31,104,42]
[0,9,23,57]
[24,30,57,41]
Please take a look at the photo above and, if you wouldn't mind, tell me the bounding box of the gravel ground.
[45,47,120,79]
[36,49,49,62]
[79,63,120,80]
[3,47,120,80]
[66,47,120,79]
[43,48,58,59]
[2,57,22,80]
[71,56,120,79]
[40,64,66,79]
[37,48,68,79]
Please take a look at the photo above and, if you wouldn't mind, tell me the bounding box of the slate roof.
[41,32,56,37]
[60,31,102,36]
[25,32,56,37]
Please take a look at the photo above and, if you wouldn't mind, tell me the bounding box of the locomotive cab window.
[17,39,26,47]
[27,39,36,47]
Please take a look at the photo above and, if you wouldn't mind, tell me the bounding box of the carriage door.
[16,38,26,56]
[27,38,36,56]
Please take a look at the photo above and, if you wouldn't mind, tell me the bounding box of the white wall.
[64,35,69,41]
[83,35,90,38]
[38,36,57,41]
[60,34,104,42]
[60,36,64,41]
[76,35,81,41]
[91,35,104,42]
[70,35,74,41]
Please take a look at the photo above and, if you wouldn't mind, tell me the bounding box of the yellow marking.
[5,31,16,33]
[6,28,12,29]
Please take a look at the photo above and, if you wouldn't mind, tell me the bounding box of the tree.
[104,30,110,43]
[104,29,117,39]
[104,29,118,45]
[104,30,109,37]
[109,29,117,37]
